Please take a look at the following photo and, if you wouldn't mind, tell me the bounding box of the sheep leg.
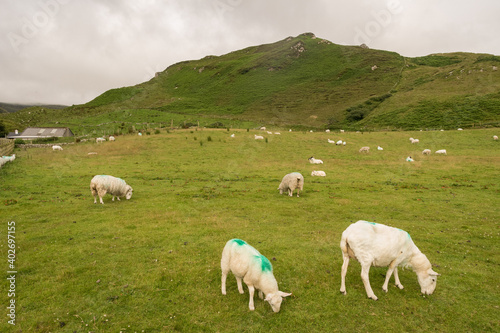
[288,188,292,197]
[360,263,377,300]
[221,272,227,295]
[97,188,107,204]
[248,285,255,311]
[236,277,244,294]
[340,254,350,294]
[393,267,404,289]
[116,197,121,201]
[382,261,398,293]
[258,290,263,299]
[296,189,300,197]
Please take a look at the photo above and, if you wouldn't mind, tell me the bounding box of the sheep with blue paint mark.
[340,220,439,300]
[221,239,291,312]
[90,175,133,204]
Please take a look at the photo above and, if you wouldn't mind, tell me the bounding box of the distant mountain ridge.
[2,33,499,131]
[0,102,67,113]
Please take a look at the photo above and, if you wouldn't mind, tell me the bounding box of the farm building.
[6,127,74,140]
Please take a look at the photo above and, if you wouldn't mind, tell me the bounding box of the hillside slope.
[2,33,500,132]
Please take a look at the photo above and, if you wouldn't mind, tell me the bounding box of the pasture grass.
[1,128,499,332]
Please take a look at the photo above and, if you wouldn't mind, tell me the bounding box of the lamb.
[340,220,439,300]
[435,149,447,155]
[96,137,106,143]
[278,172,304,197]
[221,239,292,312]
[90,175,133,204]
[254,135,264,140]
[52,145,63,151]
[308,156,323,164]
[422,149,431,155]
[311,170,326,177]
[109,136,115,141]
[359,146,370,153]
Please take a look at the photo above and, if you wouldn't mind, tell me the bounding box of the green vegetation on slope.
[2,33,500,133]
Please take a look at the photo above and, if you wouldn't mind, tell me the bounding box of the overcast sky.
[1,0,499,106]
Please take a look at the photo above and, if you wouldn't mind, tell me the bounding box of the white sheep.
[493,135,498,140]
[230,134,235,138]
[308,156,323,164]
[52,145,63,151]
[435,149,447,155]
[109,136,115,141]
[96,137,106,143]
[328,139,335,144]
[359,146,370,153]
[336,140,343,145]
[267,131,273,135]
[422,149,431,155]
[311,170,326,177]
[221,239,292,312]
[340,130,345,133]
[377,146,383,151]
[406,156,414,162]
[1,154,16,166]
[340,220,439,300]
[278,172,304,197]
[274,132,281,135]
[325,129,330,133]
[343,141,346,146]
[411,139,419,144]
[254,135,264,140]
[90,175,133,204]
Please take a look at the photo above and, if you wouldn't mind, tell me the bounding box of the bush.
[155,129,160,134]
[14,139,24,145]
[207,136,212,142]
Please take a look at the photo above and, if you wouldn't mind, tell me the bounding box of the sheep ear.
[279,291,292,297]
[264,293,274,302]
[429,269,440,276]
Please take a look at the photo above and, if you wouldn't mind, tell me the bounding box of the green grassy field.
[1,128,499,332]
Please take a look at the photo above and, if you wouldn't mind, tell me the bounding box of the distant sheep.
[278,172,304,197]
[435,149,447,155]
[274,132,281,135]
[230,134,235,138]
[267,131,273,135]
[340,220,439,300]
[52,145,63,151]
[411,139,419,144]
[340,130,345,133]
[325,129,330,133]
[90,175,133,204]
[406,156,414,162]
[308,156,323,164]
[377,146,383,151]
[359,146,370,153]
[1,154,15,166]
[109,136,115,141]
[336,140,343,145]
[328,139,335,144]
[221,239,292,312]
[254,135,264,140]
[493,135,498,140]
[311,170,326,177]
[422,149,431,155]
[96,137,106,143]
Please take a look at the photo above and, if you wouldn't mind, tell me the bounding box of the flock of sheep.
[41,128,498,313]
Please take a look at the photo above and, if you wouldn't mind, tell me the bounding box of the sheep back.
[278,172,304,195]
[90,175,133,198]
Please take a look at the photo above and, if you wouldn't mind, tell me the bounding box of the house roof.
[8,127,74,139]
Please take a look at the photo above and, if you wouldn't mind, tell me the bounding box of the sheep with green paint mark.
[221,239,291,312]
[340,220,439,300]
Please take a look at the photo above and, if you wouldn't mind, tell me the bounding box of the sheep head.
[411,252,440,295]
[265,291,292,313]
[125,186,133,200]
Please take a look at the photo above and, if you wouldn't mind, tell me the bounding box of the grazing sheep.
[109,136,115,141]
[221,239,292,312]
[278,172,304,197]
[308,156,323,164]
[340,220,439,300]
[377,146,383,151]
[328,139,335,144]
[336,140,343,145]
[267,131,273,135]
[340,130,345,133]
[52,145,63,151]
[343,141,346,146]
[493,135,498,140]
[96,137,105,143]
[254,135,264,140]
[311,170,326,177]
[325,129,330,133]
[422,149,431,155]
[274,132,281,135]
[411,139,419,144]
[435,149,447,155]
[90,175,133,204]
[230,134,235,138]
[359,146,370,153]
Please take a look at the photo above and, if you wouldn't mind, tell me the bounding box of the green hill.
[2,33,500,133]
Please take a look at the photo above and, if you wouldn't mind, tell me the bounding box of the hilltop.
[2,33,500,133]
